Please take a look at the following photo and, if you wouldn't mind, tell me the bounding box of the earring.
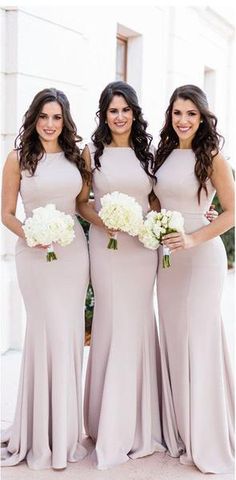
[200,120,203,124]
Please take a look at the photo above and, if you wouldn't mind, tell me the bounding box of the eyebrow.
[40,112,62,115]
[173,108,198,113]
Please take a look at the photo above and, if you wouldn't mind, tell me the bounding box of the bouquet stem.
[162,245,171,268]
[46,244,57,262]
[107,233,118,250]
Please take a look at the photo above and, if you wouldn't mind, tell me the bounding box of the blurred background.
[0,4,235,351]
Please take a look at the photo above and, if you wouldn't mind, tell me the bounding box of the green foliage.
[212,194,235,268]
[76,214,95,331]
[78,216,90,240]
[85,283,94,333]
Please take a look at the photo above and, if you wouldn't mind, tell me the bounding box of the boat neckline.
[173,148,192,151]
[104,146,132,149]
[42,151,64,155]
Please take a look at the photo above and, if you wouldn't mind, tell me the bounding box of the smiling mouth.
[178,127,191,133]
[44,130,56,134]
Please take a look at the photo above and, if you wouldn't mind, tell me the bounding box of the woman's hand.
[163,232,195,252]
[164,204,219,252]
[205,204,218,222]
[105,227,119,237]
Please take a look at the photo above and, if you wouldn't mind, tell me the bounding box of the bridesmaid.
[77,81,166,469]
[1,88,90,469]
[153,84,235,473]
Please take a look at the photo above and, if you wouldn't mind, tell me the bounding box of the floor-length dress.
[154,149,234,474]
[1,152,89,469]
[84,144,165,470]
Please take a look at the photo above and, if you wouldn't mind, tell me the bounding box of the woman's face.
[171,97,201,148]
[36,101,63,145]
[106,95,134,138]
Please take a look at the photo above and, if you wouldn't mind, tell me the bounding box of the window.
[204,67,216,110]
[115,24,142,96]
[116,35,127,81]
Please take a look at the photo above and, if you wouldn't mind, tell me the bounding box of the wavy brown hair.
[91,81,156,182]
[15,88,90,182]
[154,84,224,202]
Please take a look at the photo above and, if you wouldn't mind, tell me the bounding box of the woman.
[77,81,166,469]
[1,88,90,469]
[153,84,235,474]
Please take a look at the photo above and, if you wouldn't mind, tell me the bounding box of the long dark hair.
[15,87,90,182]
[92,81,156,181]
[154,84,224,202]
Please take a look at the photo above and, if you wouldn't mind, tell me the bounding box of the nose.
[179,114,188,124]
[46,116,53,127]
[117,111,124,120]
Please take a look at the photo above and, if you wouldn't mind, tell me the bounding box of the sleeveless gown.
[153,149,234,474]
[84,144,165,469]
[1,152,89,469]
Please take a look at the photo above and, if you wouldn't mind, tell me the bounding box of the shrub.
[76,215,94,338]
[212,194,235,268]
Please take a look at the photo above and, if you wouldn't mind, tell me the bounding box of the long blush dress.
[154,149,234,474]
[1,152,89,469]
[84,144,165,469]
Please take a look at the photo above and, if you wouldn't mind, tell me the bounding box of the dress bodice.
[20,152,83,218]
[88,143,153,215]
[153,149,216,232]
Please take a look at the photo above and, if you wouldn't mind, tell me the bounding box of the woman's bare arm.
[1,150,25,239]
[163,153,235,251]
[76,146,105,229]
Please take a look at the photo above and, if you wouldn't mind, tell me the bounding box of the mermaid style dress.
[2,152,89,469]
[154,149,234,474]
[84,144,165,470]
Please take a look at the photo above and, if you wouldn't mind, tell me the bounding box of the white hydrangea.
[138,208,184,254]
[99,191,143,237]
[138,224,160,250]
[138,210,162,250]
[23,203,75,249]
[167,210,185,232]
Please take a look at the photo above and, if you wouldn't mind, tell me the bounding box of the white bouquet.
[138,210,166,250]
[139,209,184,268]
[98,191,143,249]
[22,203,75,261]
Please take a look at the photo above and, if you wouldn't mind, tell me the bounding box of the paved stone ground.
[1,270,235,480]
[1,442,234,480]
